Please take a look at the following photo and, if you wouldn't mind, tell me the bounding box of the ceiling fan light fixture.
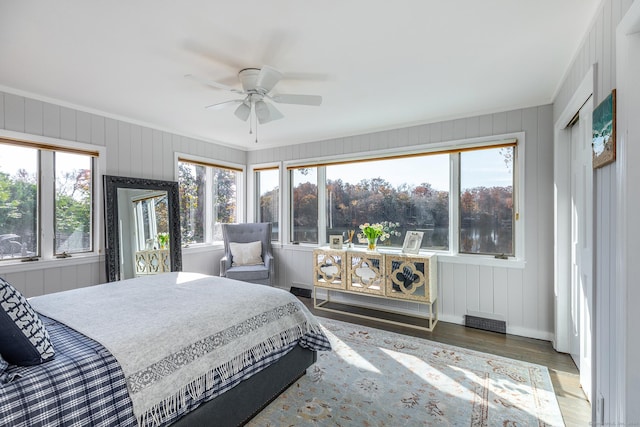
[265,102,284,122]
[254,100,271,123]
[234,102,251,121]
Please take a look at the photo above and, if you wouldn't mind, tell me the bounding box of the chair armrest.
[263,253,274,272]
[264,253,275,286]
[220,256,230,276]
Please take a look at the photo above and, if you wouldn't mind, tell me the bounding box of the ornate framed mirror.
[103,175,182,282]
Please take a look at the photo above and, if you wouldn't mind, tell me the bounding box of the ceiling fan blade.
[260,30,290,67]
[204,99,243,110]
[281,71,331,82]
[185,74,244,94]
[182,40,246,71]
[270,94,322,106]
[255,101,284,124]
[255,66,283,93]
[234,102,251,121]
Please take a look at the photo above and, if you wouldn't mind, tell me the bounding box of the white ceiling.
[0,1,600,150]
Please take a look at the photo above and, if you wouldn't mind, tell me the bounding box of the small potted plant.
[157,232,169,250]
[358,222,401,251]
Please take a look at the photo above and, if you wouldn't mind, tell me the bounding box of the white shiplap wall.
[0,91,245,297]
[250,105,555,340]
[616,2,640,423]
[553,0,634,424]
[554,0,634,124]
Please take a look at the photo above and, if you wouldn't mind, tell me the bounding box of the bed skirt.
[171,345,317,426]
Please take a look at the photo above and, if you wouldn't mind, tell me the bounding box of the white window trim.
[286,165,322,246]
[0,128,106,267]
[284,133,520,169]
[175,152,245,247]
[449,149,460,256]
[249,162,283,245]
[282,132,526,266]
[317,167,327,244]
[283,161,292,246]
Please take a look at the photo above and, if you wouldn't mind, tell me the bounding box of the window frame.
[282,133,525,265]
[250,163,282,243]
[0,130,104,266]
[176,153,245,247]
[457,146,516,257]
[53,150,96,255]
[288,165,321,245]
[130,191,168,251]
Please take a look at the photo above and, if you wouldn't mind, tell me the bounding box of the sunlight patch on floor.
[322,328,381,374]
[379,347,475,402]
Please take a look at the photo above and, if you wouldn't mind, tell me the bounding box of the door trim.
[553,65,595,353]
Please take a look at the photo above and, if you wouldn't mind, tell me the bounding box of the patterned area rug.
[249,317,564,426]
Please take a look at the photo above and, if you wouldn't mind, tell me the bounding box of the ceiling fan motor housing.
[238,68,262,93]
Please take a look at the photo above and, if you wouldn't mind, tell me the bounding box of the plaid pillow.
[0,277,55,365]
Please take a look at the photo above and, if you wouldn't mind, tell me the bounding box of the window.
[178,157,242,245]
[290,167,318,244]
[178,161,206,244]
[255,168,280,241]
[0,144,37,259]
[287,138,519,257]
[131,192,168,251]
[459,147,514,255]
[325,155,450,250]
[0,138,97,261]
[54,152,93,254]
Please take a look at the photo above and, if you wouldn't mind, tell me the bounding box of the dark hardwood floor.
[299,297,591,427]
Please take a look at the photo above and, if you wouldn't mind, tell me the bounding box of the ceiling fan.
[186,66,322,126]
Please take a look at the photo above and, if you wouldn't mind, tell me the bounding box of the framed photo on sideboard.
[401,231,424,254]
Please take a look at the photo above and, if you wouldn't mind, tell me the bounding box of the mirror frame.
[103,175,182,282]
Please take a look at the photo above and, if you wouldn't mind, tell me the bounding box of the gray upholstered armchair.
[220,223,274,286]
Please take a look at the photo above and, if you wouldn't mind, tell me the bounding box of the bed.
[0,272,331,426]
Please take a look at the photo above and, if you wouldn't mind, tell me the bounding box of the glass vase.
[367,236,379,251]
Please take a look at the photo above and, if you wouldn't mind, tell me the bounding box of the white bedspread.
[29,272,325,426]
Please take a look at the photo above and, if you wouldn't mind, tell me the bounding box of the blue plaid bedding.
[0,315,137,427]
[0,316,331,427]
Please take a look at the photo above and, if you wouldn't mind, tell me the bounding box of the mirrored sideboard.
[135,249,171,276]
[313,247,438,331]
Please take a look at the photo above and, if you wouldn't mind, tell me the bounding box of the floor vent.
[290,286,312,298]
[465,315,506,334]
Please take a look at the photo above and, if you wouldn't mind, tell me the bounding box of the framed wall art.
[592,89,616,169]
